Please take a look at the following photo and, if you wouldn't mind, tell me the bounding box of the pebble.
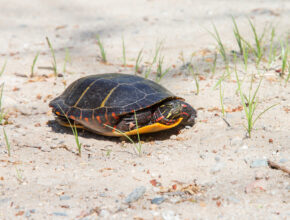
[99,209,110,218]
[230,137,243,147]
[59,195,71,200]
[214,156,220,162]
[52,212,67,216]
[162,210,180,220]
[227,196,240,204]
[125,186,146,203]
[250,159,268,168]
[210,162,224,174]
[254,171,264,180]
[0,198,10,204]
[279,158,288,163]
[151,197,165,205]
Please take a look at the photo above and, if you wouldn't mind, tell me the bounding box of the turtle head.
[159,100,183,120]
[156,99,197,126]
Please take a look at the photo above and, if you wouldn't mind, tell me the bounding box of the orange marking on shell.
[96,116,101,124]
[112,125,117,132]
[69,115,76,120]
[84,117,89,122]
[105,113,109,124]
[55,111,61,115]
[112,112,119,120]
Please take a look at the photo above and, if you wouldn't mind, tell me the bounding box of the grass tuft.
[96,34,107,63]
[248,19,266,66]
[46,37,58,76]
[0,83,5,125]
[30,52,39,77]
[135,48,143,74]
[63,48,71,74]
[3,128,11,157]
[122,36,126,67]
[58,105,82,156]
[280,39,288,77]
[233,53,278,138]
[188,65,199,95]
[144,41,163,78]
[155,56,170,83]
[209,23,227,65]
[0,61,7,77]
[231,16,243,55]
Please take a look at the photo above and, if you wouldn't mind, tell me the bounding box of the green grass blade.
[96,34,107,63]
[231,16,243,54]
[0,61,7,77]
[31,52,39,77]
[122,36,126,66]
[135,48,143,74]
[46,37,57,76]
[57,104,82,156]
[252,103,279,126]
[3,128,11,157]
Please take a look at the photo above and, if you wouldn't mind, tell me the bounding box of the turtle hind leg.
[56,116,85,129]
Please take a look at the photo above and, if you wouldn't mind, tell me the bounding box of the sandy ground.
[0,0,289,219]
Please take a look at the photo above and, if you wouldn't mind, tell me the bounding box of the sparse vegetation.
[30,52,39,77]
[188,65,199,95]
[63,48,71,73]
[144,41,162,79]
[3,128,11,156]
[155,55,170,83]
[135,48,143,74]
[46,37,58,76]
[234,54,278,138]
[248,19,266,66]
[122,36,126,66]
[58,105,82,156]
[0,61,6,77]
[96,34,107,63]
[0,83,4,124]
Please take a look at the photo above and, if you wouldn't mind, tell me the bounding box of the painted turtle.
[49,73,197,136]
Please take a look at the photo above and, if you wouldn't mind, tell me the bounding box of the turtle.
[49,73,197,136]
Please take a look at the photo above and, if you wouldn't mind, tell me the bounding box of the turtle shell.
[49,73,183,135]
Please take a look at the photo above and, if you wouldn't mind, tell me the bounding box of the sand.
[0,0,289,219]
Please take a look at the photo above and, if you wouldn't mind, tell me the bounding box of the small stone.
[59,195,71,200]
[227,196,240,204]
[254,171,264,180]
[250,159,268,168]
[125,186,146,203]
[241,144,248,150]
[214,156,220,162]
[230,137,243,146]
[210,162,223,174]
[151,197,165,205]
[162,210,180,220]
[279,158,288,163]
[99,209,110,218]
[52,212,67,216]
[245,179,267,193]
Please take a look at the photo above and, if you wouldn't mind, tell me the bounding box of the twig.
[267,160,290,175]
[221,117,231,127]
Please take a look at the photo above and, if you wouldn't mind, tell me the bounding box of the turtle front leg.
[116,109,152,132]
